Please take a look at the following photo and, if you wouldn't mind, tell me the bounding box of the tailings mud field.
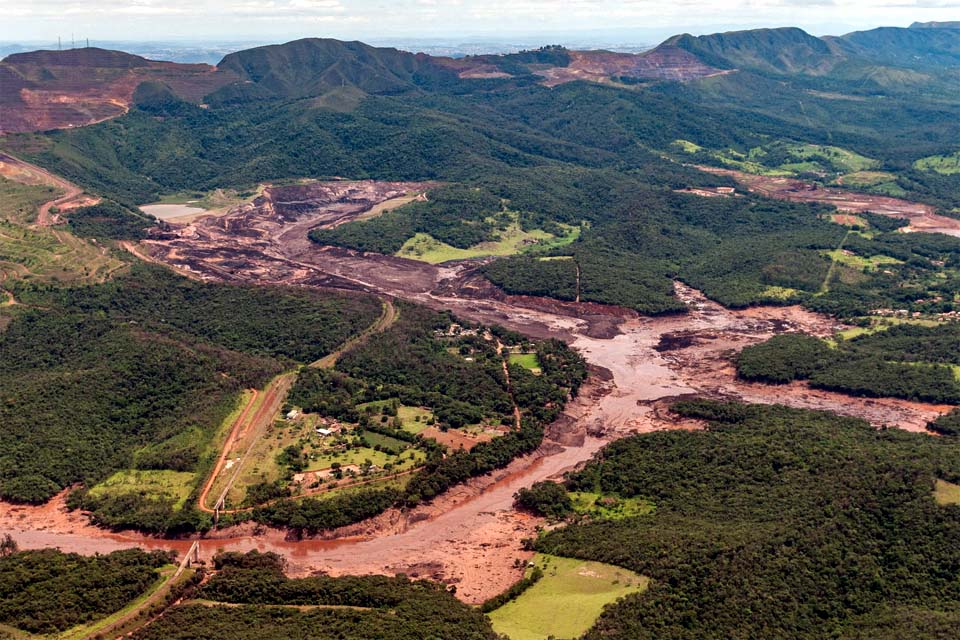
[3,180,953,603]
[698,165,960,237]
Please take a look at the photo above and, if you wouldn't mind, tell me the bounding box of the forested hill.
[215,39,448,99]
[4,24,960,316]
[664,23,960,75]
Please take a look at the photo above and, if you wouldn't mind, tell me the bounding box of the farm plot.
[487,554,648,640]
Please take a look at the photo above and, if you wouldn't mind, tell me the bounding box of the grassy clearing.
[934,479,960,506]
[362,431,410,451]
[823,249,902,271]
[0,176,60,225]
[396,218,579,264]
[397,406,434,434]
[834,170,898,187]
[836,316,944,341]
[570,492,655,520]
[509,352,541,373]
[786,143,878,173]
[357,401,436,434]
[760,285,803,300]
[671,139,703,153]
[89,470,196,511]
[305,446,407,471]
[487,554,648,640]
[914,152,960,175]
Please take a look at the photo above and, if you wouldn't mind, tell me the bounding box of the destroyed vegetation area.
[2,20,960,640]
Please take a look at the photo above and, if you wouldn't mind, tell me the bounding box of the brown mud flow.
[2,179,953,604]
[697,165,960,237]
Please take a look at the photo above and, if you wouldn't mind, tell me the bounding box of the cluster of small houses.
[434,322,481,338]
[871,307,960,319]
[285,409,344,438]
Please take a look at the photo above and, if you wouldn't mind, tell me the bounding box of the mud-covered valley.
[2,180,954,603]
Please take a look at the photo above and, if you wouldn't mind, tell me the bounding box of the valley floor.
[0,170,953,606]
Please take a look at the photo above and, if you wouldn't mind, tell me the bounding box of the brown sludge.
[2,179,952,604]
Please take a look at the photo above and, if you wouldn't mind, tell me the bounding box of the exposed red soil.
[419,426,496,451]
[536,46,734,87]
[0,48,235,133]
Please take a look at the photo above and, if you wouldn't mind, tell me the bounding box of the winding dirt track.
[2,177,955,606]
[0,152,98,225]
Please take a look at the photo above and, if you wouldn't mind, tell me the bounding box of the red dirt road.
[0,152,98,225]
[197,389,259,514]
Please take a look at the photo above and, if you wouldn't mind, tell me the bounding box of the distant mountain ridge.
[662,25,960,75]
[2,24,960,133]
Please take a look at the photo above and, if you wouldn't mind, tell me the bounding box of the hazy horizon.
[1,0,958,45]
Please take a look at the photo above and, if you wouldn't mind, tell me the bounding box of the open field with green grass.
[760,285,803,300]
[786,143,878,173]
[89,470,196,511]
[570,492,655,520]
[358,401,435,434]
[835,316,946,341]
[509,352,541,373]
[934,479,960,506]
[304,445,425,473]
[823,249,902,271]
[834,170,898,187]
[914,151,960,175]
[396,218,579,264]
[487,554,648,640]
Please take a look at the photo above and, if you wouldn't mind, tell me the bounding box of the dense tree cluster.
[0,265,380,520]
[514,481,573,518]
[930,409,960,436]
[537,401,960,639]
[738,324,960,402]
[64,199,155,240]
[0,548,172,634]
[130,551,497,640]
[311,184,503,252]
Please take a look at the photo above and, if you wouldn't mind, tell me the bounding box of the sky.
[1,0,958,44]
